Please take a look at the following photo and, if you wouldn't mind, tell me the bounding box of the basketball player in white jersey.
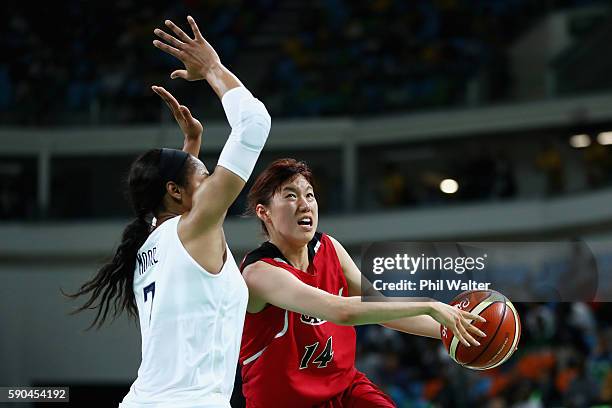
[66,16,271,407]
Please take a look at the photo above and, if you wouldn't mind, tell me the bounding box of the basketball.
[440,289,521,370]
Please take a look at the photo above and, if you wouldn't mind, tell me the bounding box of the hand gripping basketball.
[440,290,522,370]
[429,301,487,347]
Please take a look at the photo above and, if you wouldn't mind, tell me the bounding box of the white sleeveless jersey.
[119,216,248,408]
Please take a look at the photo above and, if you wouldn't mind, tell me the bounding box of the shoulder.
[321,233,344,255]
[323,233,340,247]
[242,259,302,298]
[177,209,223,244]
[241,241,285,271]
[241,259,288,313]
[242,259,276,279]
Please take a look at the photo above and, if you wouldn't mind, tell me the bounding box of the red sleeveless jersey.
[239,232,357,407]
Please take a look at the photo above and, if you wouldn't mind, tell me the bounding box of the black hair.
[64,149,191,329]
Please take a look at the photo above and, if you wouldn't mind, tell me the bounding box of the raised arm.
[328,235,485,341]
[152,86,202,157]
[153,16,271,231]
[243,261,485,347]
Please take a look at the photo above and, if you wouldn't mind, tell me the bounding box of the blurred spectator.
[492,151,517,199]
[535,142,565,196]
[379,163,407,207]
[563,356,600,407]
[601,368,612,403]
[460,150,497,200]
[583,142,612,188]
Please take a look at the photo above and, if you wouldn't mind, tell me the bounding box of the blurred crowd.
[265,0,526,117]
[1,0,606,125]
[355,302,611,407]
[1,0,273,125]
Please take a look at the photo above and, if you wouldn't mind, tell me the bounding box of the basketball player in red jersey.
[239,159,487,407]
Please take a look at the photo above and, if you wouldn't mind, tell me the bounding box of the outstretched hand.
[152,86,202,154]
[153,16,221,81]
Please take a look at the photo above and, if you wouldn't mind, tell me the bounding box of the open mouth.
[297,217,313,227]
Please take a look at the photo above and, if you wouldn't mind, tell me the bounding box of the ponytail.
[65,148,192,329]
[64,216,150,329]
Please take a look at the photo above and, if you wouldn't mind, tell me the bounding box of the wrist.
[202,62,223,82]
[185,132,202,140]
[204,63,243,99]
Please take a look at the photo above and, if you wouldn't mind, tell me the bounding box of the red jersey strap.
[240,232,323,271]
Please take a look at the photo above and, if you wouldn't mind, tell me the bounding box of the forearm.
[204,63,243,99]
[381,315,441,339]
[339,297,433,326]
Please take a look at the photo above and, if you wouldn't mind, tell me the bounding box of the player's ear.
[255,204,270,222]
[166,181,182,201]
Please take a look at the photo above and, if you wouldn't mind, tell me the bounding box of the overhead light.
[440,179,459,194]
[597,131,612,145]
[569,134,591,148]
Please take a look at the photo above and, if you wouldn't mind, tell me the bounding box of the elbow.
[255,112,272,138]
[255,104,272,130]
[252,99,272,127]
[329,302,356,326]
[240,100,272,133]
[336,311,354,326]
[252,108,272,136]
[238,111,271,149]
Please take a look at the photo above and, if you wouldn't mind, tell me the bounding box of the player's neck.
[154,210,182,228]
[270,238,309,271]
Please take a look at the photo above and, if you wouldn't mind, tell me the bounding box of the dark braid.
[64,149,191,329]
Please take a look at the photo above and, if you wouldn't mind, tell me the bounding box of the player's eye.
[285,193,296,199]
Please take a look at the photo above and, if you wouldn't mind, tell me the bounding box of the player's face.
[181,156,209,211]
[267,175,318,245]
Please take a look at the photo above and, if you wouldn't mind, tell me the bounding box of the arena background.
[1,1,611,407]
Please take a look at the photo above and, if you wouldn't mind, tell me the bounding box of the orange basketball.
[440,289,521,370]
